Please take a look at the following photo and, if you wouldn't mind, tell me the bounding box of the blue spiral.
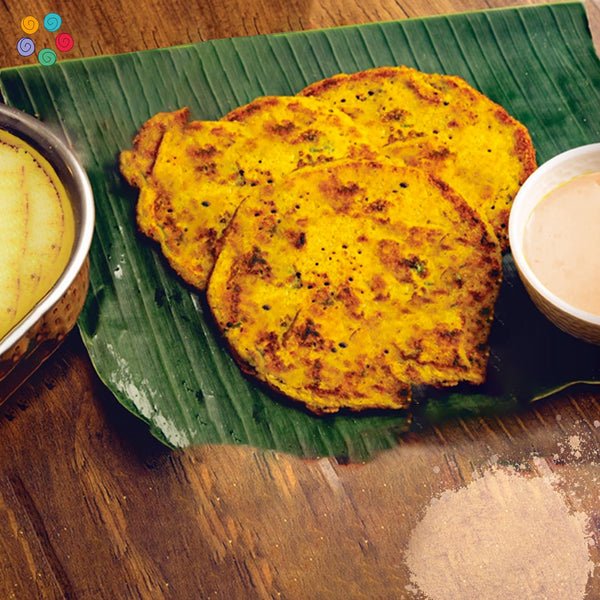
[43,12,62,32]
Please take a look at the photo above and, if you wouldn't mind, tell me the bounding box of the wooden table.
[1,1,600,598]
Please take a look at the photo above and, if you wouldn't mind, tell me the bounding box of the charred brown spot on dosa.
[208,161,502,414]
[300,65,536,250]
[119,96,378,290]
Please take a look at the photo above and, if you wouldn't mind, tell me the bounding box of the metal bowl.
[0,103,95,404]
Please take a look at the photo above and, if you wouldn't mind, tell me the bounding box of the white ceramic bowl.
[509,143,600,345]
[0,103,95,403]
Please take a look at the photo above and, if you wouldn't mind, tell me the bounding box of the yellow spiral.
[21,16,39,35]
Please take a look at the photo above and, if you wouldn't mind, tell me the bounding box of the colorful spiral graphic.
[38,48,57,66]
[16,12,73,63]
[55,33,74,52]
[43,12,62,32]
[17,37,35,57]
[20,16,39,35]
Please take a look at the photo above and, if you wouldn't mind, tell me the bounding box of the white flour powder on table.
[404,465,593,600]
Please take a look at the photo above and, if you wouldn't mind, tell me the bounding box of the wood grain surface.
[1,1,600,599]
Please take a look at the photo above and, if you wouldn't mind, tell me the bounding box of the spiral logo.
[55,33,74,52]
[17,37,35,57]
[43,12,62,32]
[38,48,57,66]
[21,16,39,35]
[16,13,73,63]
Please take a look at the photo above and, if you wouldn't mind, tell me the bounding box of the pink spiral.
[55,33,74,52]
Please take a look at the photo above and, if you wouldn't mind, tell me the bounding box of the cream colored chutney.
[523,171,600,316]
[0,129,75,340]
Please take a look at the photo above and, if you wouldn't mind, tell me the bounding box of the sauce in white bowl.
[522,171,600,317]
[509,143,600,345]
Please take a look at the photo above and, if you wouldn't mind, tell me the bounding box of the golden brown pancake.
[121,109,248,288]
[120,66,535,414]
[120,97,376,289]
[300,66,536,249]
[207,160,502,414]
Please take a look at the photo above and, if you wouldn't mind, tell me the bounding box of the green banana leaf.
[1,2,599,460]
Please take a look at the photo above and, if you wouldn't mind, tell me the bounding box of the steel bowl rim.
[0,103,95,355]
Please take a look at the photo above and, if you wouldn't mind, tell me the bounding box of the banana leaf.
[1,2,599,460]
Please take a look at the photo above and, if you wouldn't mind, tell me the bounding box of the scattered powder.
[405,466,593,600]
[568,435,583,459]
[555,430,592,463]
